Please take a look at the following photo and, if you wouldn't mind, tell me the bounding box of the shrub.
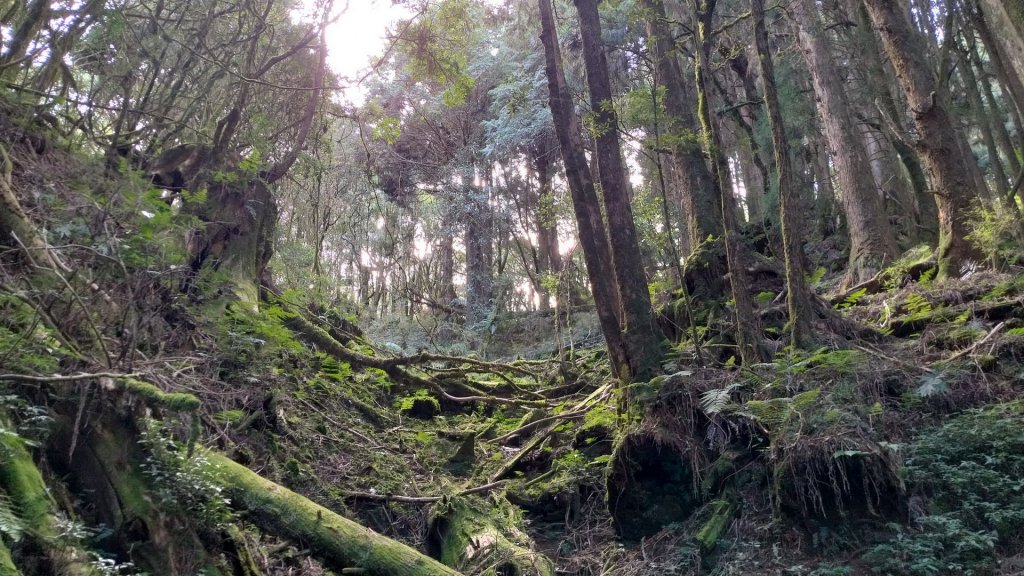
[863,402,1024,574]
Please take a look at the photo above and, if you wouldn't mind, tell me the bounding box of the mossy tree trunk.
[428,498,554,576]
[572,0,664,383]
[0,539,18,576]
[537,0,632,380]
[693,0,765,365]
[751,0,814,348]
[46,407,219,575]
[791,0,898,283]
[640,0,723,253]
[0,412,96,576]
[863,0,983,280]
[205,451,463,576]
[979,0,1024,101]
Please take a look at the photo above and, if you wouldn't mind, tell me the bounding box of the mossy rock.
[402,396,441,420]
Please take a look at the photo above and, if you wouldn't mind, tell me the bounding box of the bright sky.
[326,0,412,104]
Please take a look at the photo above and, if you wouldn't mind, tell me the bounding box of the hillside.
[3,1,1024,575]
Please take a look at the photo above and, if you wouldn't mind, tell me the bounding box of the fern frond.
[0,491,24,542]
[791,388,821,412]
[742,398,793,429]
[700,383,740,415]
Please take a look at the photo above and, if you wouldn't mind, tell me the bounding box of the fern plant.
[837,288,867,310]
[0,491,24,542]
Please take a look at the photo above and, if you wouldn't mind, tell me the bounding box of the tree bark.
[1,412,96,576]
[537,0,632,379]
[465,177,494,324]
[863,0,982,279]
[640,0,723,251]
[970,2,1024,154]
[978,0,1024,97]
[208,451,463,576]
[533,144,561,311]
[0,0,49,76]
[573,0,663,382]
[848,0,937,245]
[693,0,764,365]
[969,37,1024,180]
[428,498,554,576]
[751,0,814,347]
[811,135,839,239]
[791,0,898,282]
[958,45,1011,197]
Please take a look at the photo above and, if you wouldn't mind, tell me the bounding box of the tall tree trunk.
[969,38,1024,180]
[640,0,723,252]
[438,208,457,308]
[573,0,663,381]
[978,0,1024,95]
[736,132,765,224]
[811,136,839,239]
[693,0,764,365]
[533,144,560,311]
[537,0,632,379]
[863,0,982,279]
[723,46,773,226]
[792,0,898,283]
[848,0,937,245]
[465,177,494,325]
[970,3,1024,146]
[751,0,813,347]
[958,48,1011,197]
[0,0,49,76]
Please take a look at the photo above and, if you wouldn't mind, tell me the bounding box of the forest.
[2,0,1024,574]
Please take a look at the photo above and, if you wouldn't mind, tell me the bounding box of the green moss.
[879,244,934,289]
[123,379,201,411]
[696,500,734,553]
[213,410,246,425]
[983,274,1024,301]
[0,432,53,535]
[431,497,554,576]
[0,539,18,576]
[0,416,95,575]
[204,450,460,576]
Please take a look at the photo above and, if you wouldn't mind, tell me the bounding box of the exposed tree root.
[282,308,549,408]
[490,383,612,483]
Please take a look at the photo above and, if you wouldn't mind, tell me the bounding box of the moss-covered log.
[204,450,462,576]
[427,497,554,576]
[47,411,219,575]
[0,539,19,576]
[0,414,96,576]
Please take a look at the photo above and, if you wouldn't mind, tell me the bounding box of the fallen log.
[427,497,554,576]
[205,451,463,576]
[0,539,17,576]
[0,412,96,576]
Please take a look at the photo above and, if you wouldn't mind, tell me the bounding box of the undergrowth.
[862,402,1024,575]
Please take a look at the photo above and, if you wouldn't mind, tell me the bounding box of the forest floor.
[3,107,1024,576]
[184,260,1024,576]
